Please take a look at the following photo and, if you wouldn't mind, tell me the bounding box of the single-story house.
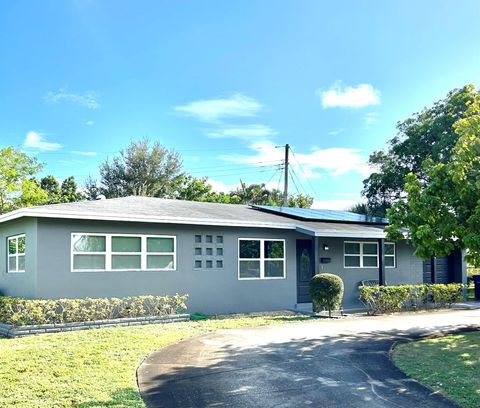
[0,196,467,313]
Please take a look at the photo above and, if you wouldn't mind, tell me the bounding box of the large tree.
[94,139,185,198]
[0,147,43,214]
[386,92,480,264]
[363,85,478,216]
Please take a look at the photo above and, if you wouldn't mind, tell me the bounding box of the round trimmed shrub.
[310,273,344,317]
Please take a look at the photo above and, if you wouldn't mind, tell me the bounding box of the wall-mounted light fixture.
[323,244,329,251]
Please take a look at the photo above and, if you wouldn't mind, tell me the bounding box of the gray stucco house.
[0,197,467,313]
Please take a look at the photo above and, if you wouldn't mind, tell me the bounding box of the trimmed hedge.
[310,273,344,317]
[359,284,465,315]
[0,294,188,326]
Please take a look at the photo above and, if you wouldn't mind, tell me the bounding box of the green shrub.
[359,285,412,315]
[359,283,465,315]
[0,294,188,327]
[310,273,344,317]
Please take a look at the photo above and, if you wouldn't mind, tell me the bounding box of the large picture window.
[344,241,396,269]
[7,234,26,273]
[71,233,176,272]
[238,239,285,279]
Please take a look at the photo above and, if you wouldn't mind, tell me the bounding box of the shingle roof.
[0,196,387,238]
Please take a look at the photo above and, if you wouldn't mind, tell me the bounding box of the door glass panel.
[299,248,311,281]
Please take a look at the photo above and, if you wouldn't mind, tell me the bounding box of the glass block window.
[7,234,26,273]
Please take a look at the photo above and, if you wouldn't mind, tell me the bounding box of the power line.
[288,168,301,195]
[289,147,321,200]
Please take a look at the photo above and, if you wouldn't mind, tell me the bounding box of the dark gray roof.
[0,196,387,238]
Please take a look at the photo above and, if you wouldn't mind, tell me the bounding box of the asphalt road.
[138,308,480,408]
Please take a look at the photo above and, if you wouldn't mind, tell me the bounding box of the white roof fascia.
[0,209,297,230]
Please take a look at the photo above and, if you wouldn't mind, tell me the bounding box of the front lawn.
[392,331,480,408]
[0,314,310,407]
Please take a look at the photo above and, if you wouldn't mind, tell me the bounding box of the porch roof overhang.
[295,224,387,239]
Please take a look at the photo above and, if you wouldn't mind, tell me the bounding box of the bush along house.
[0,196,467,313]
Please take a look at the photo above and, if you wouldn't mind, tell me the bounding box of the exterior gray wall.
[35,218,301,314]
[315,237,424,309]
[0,216,427,314]
[0,218,38,298]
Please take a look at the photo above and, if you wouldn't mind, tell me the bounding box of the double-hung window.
[72,233,176,272]
[384,243,396,268]
[7,234,26,273]
[238,239,285,279]
[344,241,396,268]
[344,241,378,268]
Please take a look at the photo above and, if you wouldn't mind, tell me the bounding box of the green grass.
[392,331,480,408]
[0,314,310,407]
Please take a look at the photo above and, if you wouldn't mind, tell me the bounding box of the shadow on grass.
[73,387,143,408]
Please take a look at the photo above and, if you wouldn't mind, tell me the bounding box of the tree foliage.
[363,85,478,215]
[386,92,480,265]
[0,147,43,213]
[95,139,185,198]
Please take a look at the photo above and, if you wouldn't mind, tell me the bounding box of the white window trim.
[384,242,396,269]
[238,238,286,280]
[344,241,396,269]
[71,233,176,272]
[7,234,26,273]
[344,241,379,269]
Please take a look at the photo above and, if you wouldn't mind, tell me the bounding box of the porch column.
[430,257,437,283]
[313,236,320,276]
[378,238,385,286]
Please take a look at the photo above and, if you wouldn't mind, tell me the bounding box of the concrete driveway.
[138,308,480,408]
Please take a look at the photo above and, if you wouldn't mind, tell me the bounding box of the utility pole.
[283,144,289,206]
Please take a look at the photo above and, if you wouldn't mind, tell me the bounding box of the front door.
[296,239,314,303]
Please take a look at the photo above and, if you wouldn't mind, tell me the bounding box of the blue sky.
[1,1,480,209]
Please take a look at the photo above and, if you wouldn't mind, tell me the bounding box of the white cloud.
[85,120,94,126]
[44,88,100,109]
[328,128,346,136]
[23,131,62,151]
[205,124,277,140]
[207,179,238,193]
[220,140,371,178]
[318,82,380,108]
[364,112,379,127]
[311,198,362,211]
[70,150,97,156]
[174,93,263,123]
